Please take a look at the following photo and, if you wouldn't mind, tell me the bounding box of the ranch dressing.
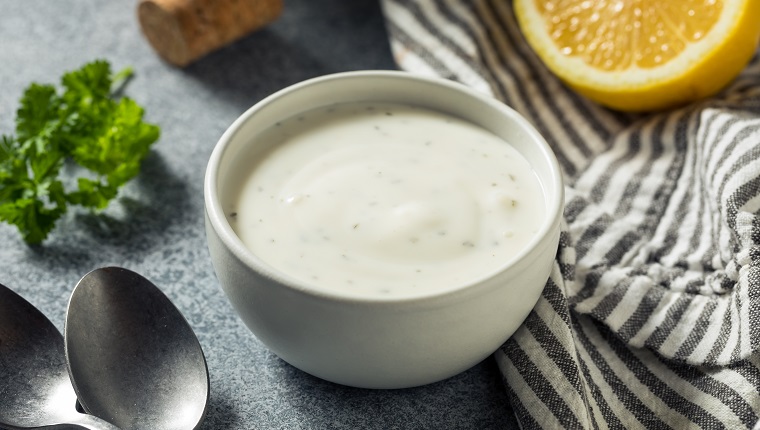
[227,102,545,298]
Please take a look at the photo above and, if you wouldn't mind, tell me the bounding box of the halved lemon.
[514,0,760,111]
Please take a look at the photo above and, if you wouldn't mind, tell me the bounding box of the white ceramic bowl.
[204,71,563,389]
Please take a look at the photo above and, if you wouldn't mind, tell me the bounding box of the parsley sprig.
[0,60,160,244]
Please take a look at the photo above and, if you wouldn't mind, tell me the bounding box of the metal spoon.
[0,282,120,430]
[64,267,210,430]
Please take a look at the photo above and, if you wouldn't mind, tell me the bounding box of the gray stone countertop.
[0,0,517,428]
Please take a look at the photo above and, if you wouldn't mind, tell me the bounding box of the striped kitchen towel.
[380,1,760,428]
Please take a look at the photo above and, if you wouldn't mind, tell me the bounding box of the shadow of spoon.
[0,283,120,430]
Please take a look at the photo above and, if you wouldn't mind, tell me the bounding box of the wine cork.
[138,0,283,67]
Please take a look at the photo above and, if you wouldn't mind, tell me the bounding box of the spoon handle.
[55,414,123,430]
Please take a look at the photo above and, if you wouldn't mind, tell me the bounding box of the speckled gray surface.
[0,1,517,428]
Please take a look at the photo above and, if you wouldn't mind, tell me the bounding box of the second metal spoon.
[0,282,119,430]
[64,267,210,430]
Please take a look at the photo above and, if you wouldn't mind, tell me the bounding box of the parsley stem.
[110,67,134,97]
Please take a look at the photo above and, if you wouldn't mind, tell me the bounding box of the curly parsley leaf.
[0,60,160,244]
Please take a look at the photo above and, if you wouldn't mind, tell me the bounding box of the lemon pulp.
[515,0,760,111]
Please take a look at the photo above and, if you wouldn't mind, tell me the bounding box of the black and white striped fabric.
[380,1,760,428]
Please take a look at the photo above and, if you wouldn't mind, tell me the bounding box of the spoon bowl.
[64,267,210,430]
[0,282,119,430]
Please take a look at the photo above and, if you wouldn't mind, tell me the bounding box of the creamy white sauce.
[226,102,545,298]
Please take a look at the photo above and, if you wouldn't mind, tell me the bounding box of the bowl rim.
[204,70,564,304]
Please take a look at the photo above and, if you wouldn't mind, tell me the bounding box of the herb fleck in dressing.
[227,102,545,298]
